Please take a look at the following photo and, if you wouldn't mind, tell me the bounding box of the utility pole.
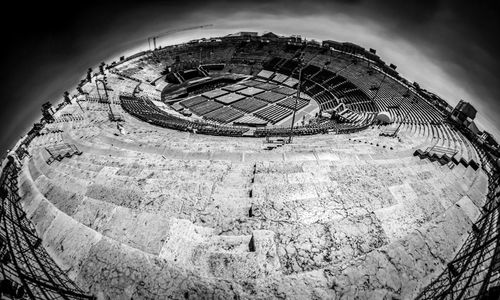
[95,78,101,102]
[199,47,202,66]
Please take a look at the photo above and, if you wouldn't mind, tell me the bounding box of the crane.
[147,24,213,51]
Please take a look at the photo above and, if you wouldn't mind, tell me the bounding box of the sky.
[1,0,499,156]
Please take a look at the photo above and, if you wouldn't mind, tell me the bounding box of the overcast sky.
[1,0,499,155]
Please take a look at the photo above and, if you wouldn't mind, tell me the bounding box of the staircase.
[414,145,479,170]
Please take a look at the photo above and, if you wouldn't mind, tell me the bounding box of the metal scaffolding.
[417,141,500,300]
[0,160,94,300]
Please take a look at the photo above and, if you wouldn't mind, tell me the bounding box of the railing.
[0,157,94,299]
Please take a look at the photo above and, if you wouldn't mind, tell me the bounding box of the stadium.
[1,31,499,300]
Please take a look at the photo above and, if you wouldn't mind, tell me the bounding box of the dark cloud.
[1,0,499,155]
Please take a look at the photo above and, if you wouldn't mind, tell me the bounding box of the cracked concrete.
[19,143,488,299]
[13,59,490,299]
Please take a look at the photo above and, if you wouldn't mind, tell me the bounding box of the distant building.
[286,35,302,44]
[225,32,258,37]
[306,39,321,47]
[41,102,55,123]
[364,49,381,64]
[261,32,280,42]
[322,41,365,55]
[479,131,499,149]
[451,100,477,128]
[223,32,259,41]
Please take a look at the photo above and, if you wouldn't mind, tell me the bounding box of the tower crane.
[147,24,213,51]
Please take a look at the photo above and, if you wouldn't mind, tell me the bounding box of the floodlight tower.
[94,73,110,107]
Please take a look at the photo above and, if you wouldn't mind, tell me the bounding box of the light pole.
[74,95,84,112]
[394,93,418,137]
[94,75,101,101]
[370,73,387,103]
[95,75,112,113]
[289,54,304,143]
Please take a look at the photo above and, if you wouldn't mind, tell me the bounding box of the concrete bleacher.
[261,55,378,133]
[5,37,493,300]
[147,40,444,132]
[19,101,487,298]
[413,123,480,169]
[344,66,444,125]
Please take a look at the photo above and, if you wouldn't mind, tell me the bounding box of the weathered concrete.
[13,61,489,299]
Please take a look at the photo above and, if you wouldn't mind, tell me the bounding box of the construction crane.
[147,24,213,51]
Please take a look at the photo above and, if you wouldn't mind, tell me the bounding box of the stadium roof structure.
[1,32,499,300]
